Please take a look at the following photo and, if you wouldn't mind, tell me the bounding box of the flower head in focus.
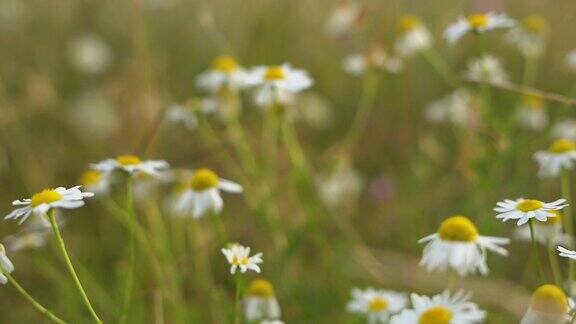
[347,288,407,323]
[418,216,509,276]
[395,15,432,57]
[534,139,576,178]
[494,198,567,226]
[244,278,281,322]
[444,12,515,45]
[520,284,573,324]
[222,243,263,274]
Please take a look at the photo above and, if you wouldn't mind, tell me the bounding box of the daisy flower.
[344,44,402,76]
[520,284,573,324]
[444,12,515,45]
[245,64,313,108]
[324,1,364,38]
[395,15,432,57]
[221,243,263,274]
[0,244,14,284]
[534,139,576,178]
[244,278,281,322]
[196,55,250,94]
[494,198,567,226]
[170,168,242,218]
[516,95,548,131]
[464,55,509,84]
[391,290,486,324]
[425,89,479,127]
[418,216,509,276]
[5,186,94,225]
[79,169,111,195]
[91,155,169,176]
[552,119,576,141]
[504,15,549,58]
[347,288,407,323]
[514,211,566,245]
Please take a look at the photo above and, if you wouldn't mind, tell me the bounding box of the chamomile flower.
[418,216,509,276]
[391,290,486,324]
[4,230,48,252]
[5,186,94,224]
[324,1,364,38]
[244,279,281,322]
[464,55,509,84]
[520,284,573,324]
[196,55,250,94]
[91,155,169,176]
[425,89,479,127]
[79,169,111,195]
[395,15,432,57]
[552,120,576,141]
[171,168,242,218]
[514,211,566,245]
[516,95,548,131]
[504,15,549,57]
[566,50,576,72]
[245,64,313,108]
[534,139,576,178]
[221,243,263,274]
[494,198,567,226]
[347,288,407,323]
[444,12,515,45]
[68,34,112,75]
[344,44,402,76]
[0,244,14,284]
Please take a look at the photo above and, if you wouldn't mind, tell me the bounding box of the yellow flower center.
[467,13,489,29]
[232,256,250,266]
[531,284,569,314]
[31,189,62,207]
[549,139,576,154]
[368,297,389,312]
[419,306,453,324]
[80,170,102,186]
[398,15,422,34]
[264,66,285,81]
[524,95,545,109]
[212,55,239,73]
[246,279,276,298]
[522,15,548,34]
[438,216,479,242]
[516,199,544,212]
[190,168,219,191]
[116,155,142,166]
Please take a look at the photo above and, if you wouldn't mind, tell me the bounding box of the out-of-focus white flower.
[165,104,199,131]
[324,1,363,38]
[504,15,549,57]
[91,155,169,177]
[5,187,94,225]
[0,244,14,284]
[444,12,515,45]
[391,290,486,324]
[520,284,573,324]
[419,216,509,276]
[514,210,565,245]
[170,168,242,218]
[245,64,313,108]
[395,15,432,57]
[425,89,479,127]
[244,279,281,322]
[552,120,576,141]
[494,198,567,226]
[196,55,250,94]
[534,139,576,178]
[4,230,49,252]
[347,288,407,323]
[68,34,112,75]
[291,92,332,129]
[566,50,576,72]
[68,91,119,140]
[464,55,509,84]
[344,44,402,76]
[79,170,111,195]
[516,95,548,131]
[318,164,362,208]
[260,321,284,324]
[221,243,263,274]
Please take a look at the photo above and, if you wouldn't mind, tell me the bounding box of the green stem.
[6,272,68,324]
[234,274,243,324]
[548,242,562,286]
[119,176,136,324]
[47,210,102,323]
[528,219,545,283]
[561,169,575,285]
[420,48,460,89]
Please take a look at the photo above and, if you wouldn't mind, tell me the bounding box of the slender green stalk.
[224,95,258,178]
[5,273,68,324]
[561,169,575,285]
[528,219,545,283]
[119,176,136,324]
[234,274,243,324]
[211,213,229,246]
[548,242,562,286]
[420,48,460,89]
[47,210,102,323]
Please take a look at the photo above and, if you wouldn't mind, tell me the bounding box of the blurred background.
[1,0,576,323]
